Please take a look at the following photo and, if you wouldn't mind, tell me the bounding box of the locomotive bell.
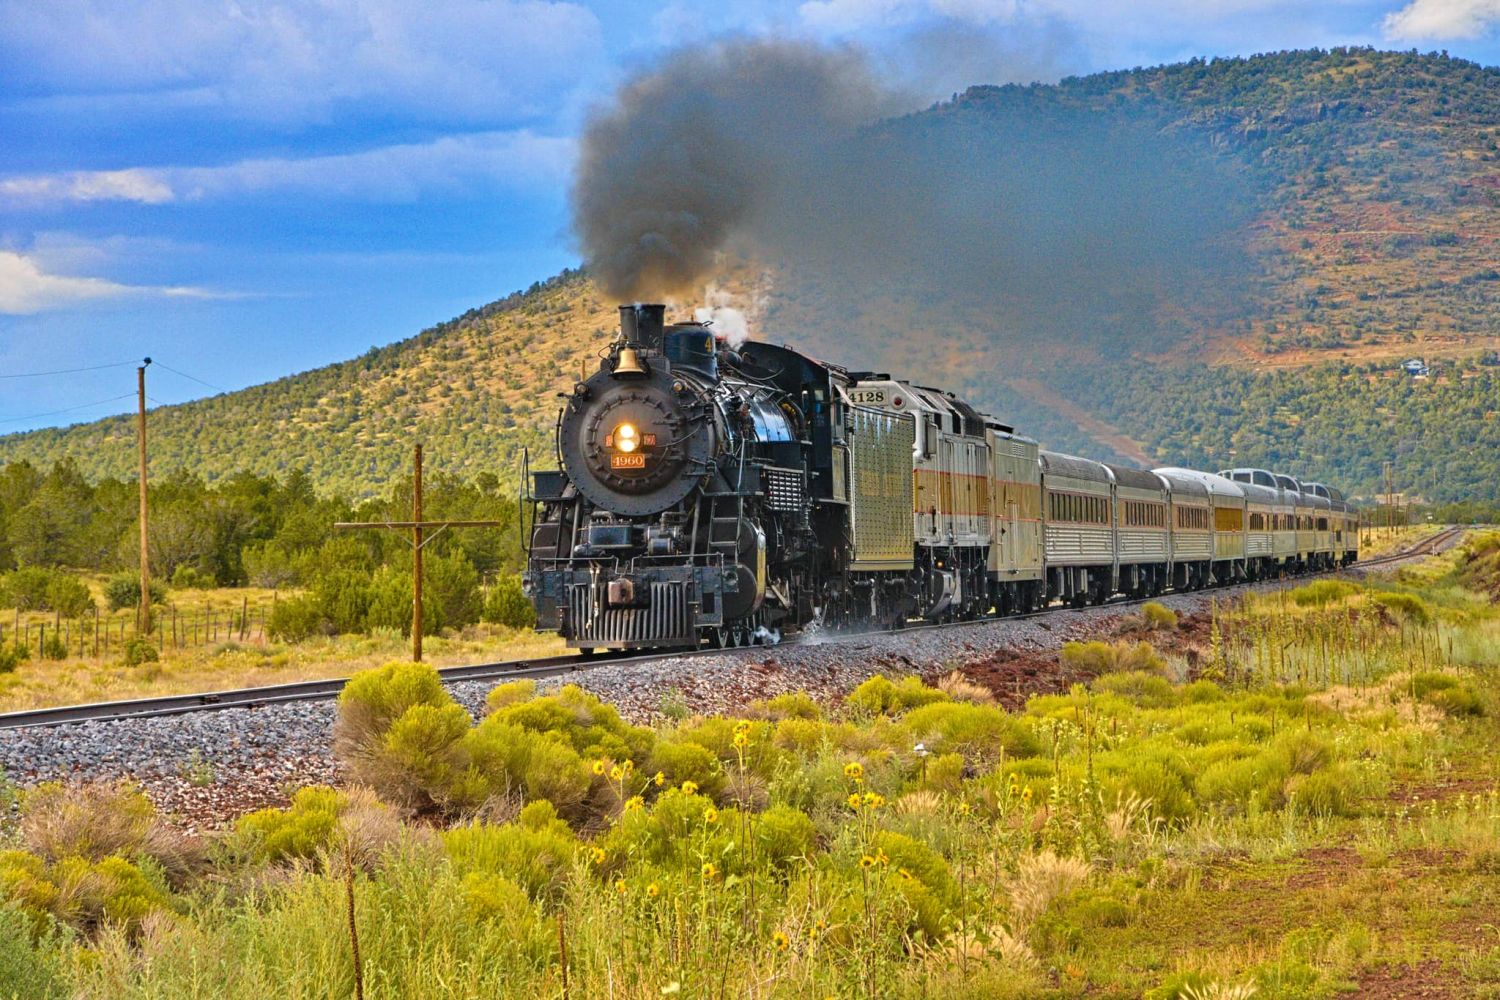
[614,344,647,377]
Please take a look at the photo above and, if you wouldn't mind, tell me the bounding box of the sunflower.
[703,806,719,825]
[846,793,862,810]
[859,854,876,870]
[771,930,790,952]
[843,762,864,782]
[701,862,718,880]
[681,780,699,796]
[609,764,625,782]
[624,795,645,812]
[590,847,606,865]
[653,771,666,787]
[592,760,607,776]
[646,882,661,898]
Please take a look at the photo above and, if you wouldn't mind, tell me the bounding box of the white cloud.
[1383,0,1500,39]
[1,130,576,207]
[0,251,229,314]
[0,0,604,124]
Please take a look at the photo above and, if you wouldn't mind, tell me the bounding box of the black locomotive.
[524,304,1358,651]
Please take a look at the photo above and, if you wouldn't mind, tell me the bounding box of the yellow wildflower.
[859,854,876,870]
[957,801,971,816]
[875,849,889,868]
[623,759,635,773]
[843,762,864,782]
[624,795,645,812]
[703,806,719,825]
[614,879,627,895]
[733,720,751,736]
[731,732,749,750]
[653,771,666,787]
[847,793,862,810]
[590,847,606,865]
[701,862,718,880]
[646,882,661,898]
[1021,785,1034,803]
[898,867,913,880]
[609,764,625,782]
[592,759,607,776]
[772,930,790,952]
[682,780,699,796]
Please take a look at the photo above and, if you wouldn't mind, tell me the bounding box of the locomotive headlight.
[614,422,640,453]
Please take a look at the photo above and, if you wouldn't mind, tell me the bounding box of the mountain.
[1,48,1496,502]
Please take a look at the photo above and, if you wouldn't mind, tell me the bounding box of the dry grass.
[936,670,996,705]
[21,781,200,877]
[1005,849,1092,926]
[0,605,563,713]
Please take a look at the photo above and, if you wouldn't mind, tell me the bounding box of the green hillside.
[1,48,1496,501]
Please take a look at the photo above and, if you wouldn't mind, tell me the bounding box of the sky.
[1,0,1498,433]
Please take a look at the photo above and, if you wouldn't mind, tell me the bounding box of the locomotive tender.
[524,304,1358,650]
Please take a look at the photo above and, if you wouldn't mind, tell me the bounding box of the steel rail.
[0,528,1462,732]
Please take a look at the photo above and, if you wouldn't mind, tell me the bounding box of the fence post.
[38,624,45,659]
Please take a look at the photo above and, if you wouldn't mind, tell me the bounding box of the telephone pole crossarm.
[330,444,509,662]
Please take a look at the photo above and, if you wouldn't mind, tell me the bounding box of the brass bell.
[614,345,647,376]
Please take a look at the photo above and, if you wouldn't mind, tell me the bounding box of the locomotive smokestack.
[619,303,666,352]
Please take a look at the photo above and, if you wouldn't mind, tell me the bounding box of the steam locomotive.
[524,304,1357,650]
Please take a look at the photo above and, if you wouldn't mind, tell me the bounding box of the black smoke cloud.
[573,38,1254,353]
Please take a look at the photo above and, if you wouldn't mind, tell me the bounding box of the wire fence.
[2,599,277,661]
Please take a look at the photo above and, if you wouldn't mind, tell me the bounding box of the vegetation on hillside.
[0,50,1495,501]
[2,544,1498,997]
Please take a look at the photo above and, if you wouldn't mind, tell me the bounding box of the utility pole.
[335,443,504,663]
[1383,460,1395,539]
[137,358,152,636]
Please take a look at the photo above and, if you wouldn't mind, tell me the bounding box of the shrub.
[757,691,822,720]
[645,739,724,799]
[1142,601,1178,630]
[310,568,373,635]
[424,550,482,632]
[463,720,595,819]
[493,684,652,763]
[19,781,193,876]
[442,802,578,901]
[486,679,537,711]
[935,670,995,705]
[901,702,1041,761]
[1195,751,1290,813]
[266,594,324,642]
[846,674,948,715]
[1062,641,1166,678]
[0,643,25,674]
[235,786,344,863]
[482,575,536,629]
[121,638,158,667]
[336,662,473,812]
[169,564,215,589]
[1289,579,1360,607]
[753,804,817,875]
[0,903,65,999]
[1287,765,1361,817]
[1410,672,1484,716]
[1372,591,1432,626]
[1093,671,1177,708]
[103,573,166,612]
[0,567,55,611]
[234,785,399,865]
[43,575,92,618]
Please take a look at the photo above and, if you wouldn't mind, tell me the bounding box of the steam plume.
[573,38,1253,357]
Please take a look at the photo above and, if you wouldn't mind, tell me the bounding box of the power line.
[153,361,226,394]
[0,360,136,380]
[0,393,137,426]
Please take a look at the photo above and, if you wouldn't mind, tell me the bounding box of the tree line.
[0,459,536,642]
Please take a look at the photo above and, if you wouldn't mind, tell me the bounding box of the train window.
[1317,517,1328,531]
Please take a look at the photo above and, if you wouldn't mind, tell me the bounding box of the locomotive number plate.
[610,454,647,469]
[849,389,886,405]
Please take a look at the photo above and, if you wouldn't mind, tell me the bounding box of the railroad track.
[0,527,1463,732]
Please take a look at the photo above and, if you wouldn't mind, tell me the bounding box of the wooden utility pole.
[137,358,153,636]
[335,443,504,663]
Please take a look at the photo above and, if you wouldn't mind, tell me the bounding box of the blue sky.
[1,0,1497,432]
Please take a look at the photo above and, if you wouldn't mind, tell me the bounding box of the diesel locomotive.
[523,304,1358,650]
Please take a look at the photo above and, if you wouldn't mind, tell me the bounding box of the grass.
[0,579,563,712]
[1,548,1498,998]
